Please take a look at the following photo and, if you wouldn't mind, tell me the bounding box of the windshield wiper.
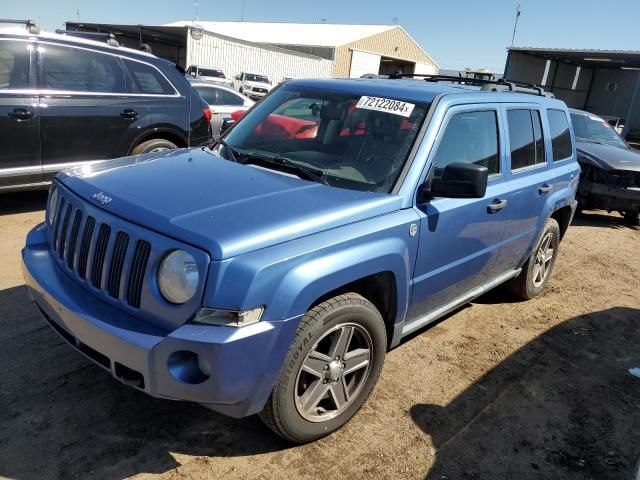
[208,138,239,162]
[240,151,328,185]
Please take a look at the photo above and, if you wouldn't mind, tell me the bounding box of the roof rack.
[385,73,554,97]
[0,19,39,34]
[54,29,120,47]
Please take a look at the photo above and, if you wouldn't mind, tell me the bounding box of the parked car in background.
[233,72,272,100]
[23,77,578,444]
[189,79,254,137]
[570,109,640,225]
[0,21,211,193]
[185,65,233,88]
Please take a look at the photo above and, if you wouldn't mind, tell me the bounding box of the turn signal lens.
[192,307,264,327]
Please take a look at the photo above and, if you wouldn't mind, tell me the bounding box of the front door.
[407,106,510,327]
[37,42,148,181]
[0,38,41,189]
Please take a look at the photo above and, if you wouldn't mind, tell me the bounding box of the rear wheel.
[259,293,386,443]
[507,218,560,299]
[131,138,178,155]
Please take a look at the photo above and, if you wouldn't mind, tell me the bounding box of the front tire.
[507,218,561,299]
[260,293,387,443]
[624,211,640,226]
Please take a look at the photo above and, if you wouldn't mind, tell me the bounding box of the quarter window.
[216,88,244,106]
[41,44,127,93]
[0,40,30,89]
[432,110,500,177]
[123,59,174,95]
[548,109,572,161]
[507,109,546,170]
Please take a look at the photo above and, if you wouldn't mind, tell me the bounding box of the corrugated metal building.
[504,47,640,138]
[166,21,439,79]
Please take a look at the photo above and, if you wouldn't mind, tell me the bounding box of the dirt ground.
[1,191,639,480]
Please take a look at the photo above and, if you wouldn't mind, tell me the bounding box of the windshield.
[218,86,429,193]
[199,68,225,78]
[246,74,269,83]
[571,112,627,148]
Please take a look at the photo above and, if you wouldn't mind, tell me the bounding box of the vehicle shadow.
[572,210,638,230]
[0,285,291,480]
[410,306,640,480]
[0,190,48,215]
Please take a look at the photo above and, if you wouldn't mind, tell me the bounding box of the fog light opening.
[167,350,210,384]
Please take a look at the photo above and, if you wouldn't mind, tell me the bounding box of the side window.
[216,88,244,106]
[0,40,30,89]
[196,87,218,105]
[507,109,546,170]
[123,59,175,95]
[41,44,127,93]
[548,109,572,161]
[432,110,500,177]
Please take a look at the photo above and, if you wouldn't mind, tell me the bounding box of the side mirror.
[422,163,488,199]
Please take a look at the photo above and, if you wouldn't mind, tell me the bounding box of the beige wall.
[333,27,436,78]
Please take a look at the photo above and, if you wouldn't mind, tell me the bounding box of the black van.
[0,21,211,192]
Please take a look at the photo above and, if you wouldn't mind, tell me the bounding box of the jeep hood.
[59,149,402,260]
[577,141,640,172]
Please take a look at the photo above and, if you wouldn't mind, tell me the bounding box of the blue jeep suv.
[22,76,579,443]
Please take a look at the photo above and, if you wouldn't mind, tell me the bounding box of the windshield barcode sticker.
[356,96,415,117]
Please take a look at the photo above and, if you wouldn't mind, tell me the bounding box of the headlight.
[158,250,199,304]
[48,187,58,224]
[192,307,264,327]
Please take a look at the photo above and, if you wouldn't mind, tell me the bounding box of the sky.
[4,0,640,73]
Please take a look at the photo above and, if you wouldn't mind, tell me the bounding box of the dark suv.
[0,22,211,192]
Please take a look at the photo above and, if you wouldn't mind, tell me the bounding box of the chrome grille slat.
[66,210,83,269]
[127,240,151,308]
[57,204,73,260]
[77,216,95,279]
[52,197,66,252]
[91,224,112,289]
[107,232,129,298]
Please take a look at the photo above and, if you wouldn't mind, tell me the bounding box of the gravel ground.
[1,191,639,480]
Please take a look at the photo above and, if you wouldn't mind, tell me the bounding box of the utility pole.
[241,0,245,22]
[194,1,199,22]
[511,4,521,46]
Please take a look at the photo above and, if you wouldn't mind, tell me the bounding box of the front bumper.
[22,223,300,418]
[579,180,640,212]
[245,89,268,99]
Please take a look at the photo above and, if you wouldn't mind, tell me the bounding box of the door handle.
[8,108,34,120]
[539,184,552,194]
[120,109,138,120]
[487,199,508,213]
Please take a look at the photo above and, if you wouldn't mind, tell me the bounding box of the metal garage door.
[349,50,381,78]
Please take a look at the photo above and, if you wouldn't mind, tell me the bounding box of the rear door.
[493,105,557,273]
[407,105,510,324]
[0,38,41,189]
[37,41,150,180]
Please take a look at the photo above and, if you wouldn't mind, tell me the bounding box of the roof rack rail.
[0,19,39,34]
[385,73,554,97]
[54,29,120,47]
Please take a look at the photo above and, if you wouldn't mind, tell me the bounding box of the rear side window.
[548,109,572,161]
[432,110,500,177]
[123,59,175,95]
[195,86,217,105]
[507,109,546,170]
[41,44,127,93]
[216,88,244,106]
[0,40,30,89]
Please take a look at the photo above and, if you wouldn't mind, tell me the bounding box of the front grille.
[50,194,150,309]
[255,87,267,93]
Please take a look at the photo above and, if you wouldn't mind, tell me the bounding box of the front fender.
[203,209,420,329]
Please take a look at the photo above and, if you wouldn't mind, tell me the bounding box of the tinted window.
[41,44,127,93]
[199,68,225,78]
[0,40,30,89]
[216,88,244,106]
[123,59,174,95]
[433,111,500,177]
[194,86,217,105]
[246,73,269,83]
[507,109,545,170]
[548,109,572,161]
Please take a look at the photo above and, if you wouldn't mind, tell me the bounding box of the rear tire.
[259,293,387,443]
[507,218,561,299]
[131,138,178,155]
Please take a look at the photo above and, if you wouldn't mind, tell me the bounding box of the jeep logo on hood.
[92,192,112,205]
